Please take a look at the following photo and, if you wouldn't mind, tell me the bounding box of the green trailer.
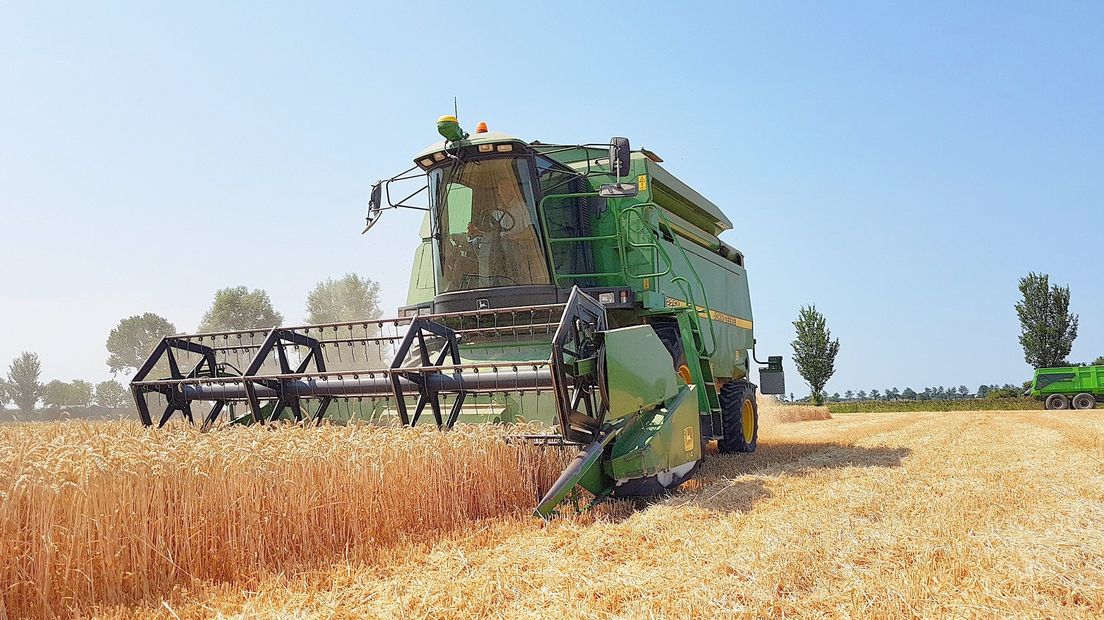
[130,114,787,517]
[1029,366,1104,410]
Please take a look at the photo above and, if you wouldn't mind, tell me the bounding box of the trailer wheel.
[1072,393,1096,410]
[1045,394,1070,410]
[719,381,757,453]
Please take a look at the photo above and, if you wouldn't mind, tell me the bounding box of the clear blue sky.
[1,1,1101,396]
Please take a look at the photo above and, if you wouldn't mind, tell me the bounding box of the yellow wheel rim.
[741,399,755,442]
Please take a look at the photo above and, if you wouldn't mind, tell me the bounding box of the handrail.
[617,206,673,279]
[629,203,718,358]
[537,193,718,358]
[538,192,616,286]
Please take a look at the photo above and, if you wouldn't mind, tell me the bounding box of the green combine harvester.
[130,114,786,516]
[1028,365,1104,410]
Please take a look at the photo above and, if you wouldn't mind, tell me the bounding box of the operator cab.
[429,147,548,293]
[367,119,632,314]
[415,133,591,312]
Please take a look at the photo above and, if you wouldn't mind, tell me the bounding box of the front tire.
[719,381,758,453]
[1045,394,1070,410]
[1072,393,1096,410]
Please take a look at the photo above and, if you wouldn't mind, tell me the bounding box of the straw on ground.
[4,402,1104,619]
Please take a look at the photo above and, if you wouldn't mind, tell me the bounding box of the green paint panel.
[1031,365,1104,397]
[607,385,701,480]
[603,325,680,420]
[405,212,435,306]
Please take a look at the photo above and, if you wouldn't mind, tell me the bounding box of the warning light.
[475,121,488,134]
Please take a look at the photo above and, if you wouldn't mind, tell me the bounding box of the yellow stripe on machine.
[664,297,753,329]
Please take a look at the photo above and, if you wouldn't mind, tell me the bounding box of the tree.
[106,313,177,375]
[72,380,93,407]
[0,378,9,417]
[305,273,382,325]
[869,389,881,400]
[790,305,841,406]
[958,385,969,398]
[977,384,991,398]
[42,380,70,409]
[857,390,867,400]
[7,352,43,413]
[902,387,917,400]
[888,387,900,400]
[198,286,283,332]
[844,390,854,400]
[987,385,1020,399]
[1094,356,1104,366]
[95,380,130,408]
[1015,272,1078,369]
[43,380,95,409]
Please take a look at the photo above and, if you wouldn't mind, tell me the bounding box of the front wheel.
[1045,394,1070,410]
[719,381,758,453]
[1072,393,1096,410]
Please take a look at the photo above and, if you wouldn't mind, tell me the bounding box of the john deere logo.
[477,298,489,309]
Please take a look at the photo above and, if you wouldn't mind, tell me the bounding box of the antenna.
[453,96,458,120]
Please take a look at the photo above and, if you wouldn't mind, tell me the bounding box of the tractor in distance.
[130,113,786,517]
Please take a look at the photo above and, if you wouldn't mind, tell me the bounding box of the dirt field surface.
[83,408,1104,620]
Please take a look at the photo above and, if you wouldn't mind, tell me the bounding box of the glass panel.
[536,156,594,283]
[431,157,551,292]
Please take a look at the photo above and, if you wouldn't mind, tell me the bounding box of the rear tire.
[719,381,758,453]
[1045,394,1070,410]
[1072,393,1096,410]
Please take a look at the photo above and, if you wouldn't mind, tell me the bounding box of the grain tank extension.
[130,115,786,516]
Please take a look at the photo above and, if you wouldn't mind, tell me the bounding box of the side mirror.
[598,183,639,198]
[609,137,631,179]
[362,182,383,234]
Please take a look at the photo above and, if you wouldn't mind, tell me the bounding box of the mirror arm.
[386,182,428,210]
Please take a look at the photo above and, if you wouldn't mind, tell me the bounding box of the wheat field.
[0,422,569,619]
[3,404,1103,619]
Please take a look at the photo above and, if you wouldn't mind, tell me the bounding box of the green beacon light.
[436,114,467,143]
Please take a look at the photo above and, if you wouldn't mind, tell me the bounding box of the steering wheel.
[477,208,515,233]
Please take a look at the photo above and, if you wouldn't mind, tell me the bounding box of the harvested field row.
[98,409,1104,619]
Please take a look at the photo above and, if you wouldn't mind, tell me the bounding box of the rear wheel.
[719,381,757,453]
[1072,393,1096,410]
[1045,394,1070,410]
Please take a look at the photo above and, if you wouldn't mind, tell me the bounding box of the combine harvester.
[130,115,786,516]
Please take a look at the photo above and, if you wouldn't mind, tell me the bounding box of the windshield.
[429,157,551,292]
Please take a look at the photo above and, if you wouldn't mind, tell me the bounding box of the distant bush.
[986,387,1023,399]
[828,398,1042,413]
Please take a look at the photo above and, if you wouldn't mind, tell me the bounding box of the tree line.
[1,273,380,418]
[784,383,1033,404]
[788,272,1096,405]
